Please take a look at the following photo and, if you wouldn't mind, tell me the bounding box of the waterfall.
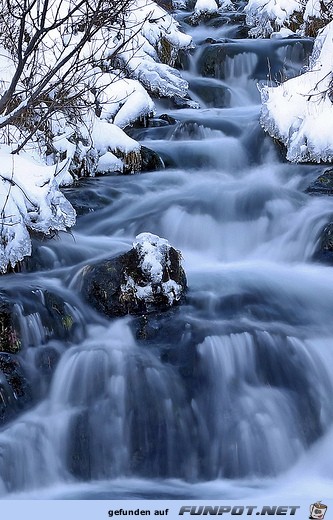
[0,4,332,499]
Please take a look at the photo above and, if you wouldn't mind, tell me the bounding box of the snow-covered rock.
[260,20,333,162]
[245,0,333,38]
[78,233,187,317]
[0,0,194,271]
[0,148,75,272]
[245,0,303,38]
[194,0,219,15]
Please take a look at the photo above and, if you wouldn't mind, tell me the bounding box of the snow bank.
[260,21,333,162]
[245,0,333,38]
[194,0,219,15]
[92,118,142,173]
[245,0,303,37]
[119,0,192,99]
[0,0,193,271]
[0,148,75,272]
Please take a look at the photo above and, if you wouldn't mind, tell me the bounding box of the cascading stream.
[0,6,333,499]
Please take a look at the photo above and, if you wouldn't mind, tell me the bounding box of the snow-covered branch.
[0,0,193,272]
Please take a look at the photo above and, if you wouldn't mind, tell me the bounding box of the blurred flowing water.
[1,7,333,500]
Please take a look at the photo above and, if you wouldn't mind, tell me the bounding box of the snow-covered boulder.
[245,0,333,38]
[78,233,187,317]
[245,0,303,38]
[0,148,76,273]
[0,0,194,272]
[260,20,333,163]
[118,0,193,98]
[195,0,219,15]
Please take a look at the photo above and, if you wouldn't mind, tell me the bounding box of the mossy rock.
[35,346,61,376]
[0,287,85,349]
[0,353,32,424]
[0,296,21,354]
[305,169,333,196]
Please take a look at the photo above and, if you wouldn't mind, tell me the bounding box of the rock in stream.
[78,233,187,317]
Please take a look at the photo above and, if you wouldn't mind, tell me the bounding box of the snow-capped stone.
[78,233,187,317]
[194,0,219,15]
[245,0,303,37]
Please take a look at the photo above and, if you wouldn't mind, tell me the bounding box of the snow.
[96,152,123,174]
[117,0,192,98]
[134,232,171,284]
[304,0,322,20]
[0,148,75,272]
[130,232,184,305]
[92,119,140,156]
[0,0,194,270]
[245,0,303,37]
[260,20,333,162]
[194,0,219,14]
[97,76,155,129]
[218,0,235,8]
[270,27,296,38]
[245,0,333,37]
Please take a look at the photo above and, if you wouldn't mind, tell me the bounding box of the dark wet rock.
[313,223,333,264]
[63,178,117,216]
[174,48,192,70]
[154,0,173,10]
[206,12,247,29]
[124,115,177,140]
[204,37,218,44]
[124,115,172,132]
[68,410,91,480]
[198,39,314,81]
[190,78,231,107]
[184,11,219,27]
[305,169,333,196]
[140,146,165,172]
[159,114,178,125]
[43,290,84,341]
[79,233,187,318]
[233,24,250,39]
[0,296,21,354]
[172,95,200,109]
[0,353,32,424]
[35,346,61,376]
[321,223,333,250]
